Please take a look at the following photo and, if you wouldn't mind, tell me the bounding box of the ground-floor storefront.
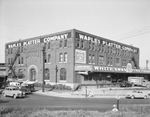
[75,64,150,87]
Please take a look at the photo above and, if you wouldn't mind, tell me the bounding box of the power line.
[111,26,150,41]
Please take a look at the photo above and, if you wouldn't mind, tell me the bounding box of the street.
[1,93,150,112]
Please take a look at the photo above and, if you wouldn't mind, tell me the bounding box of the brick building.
[5,29,150,89]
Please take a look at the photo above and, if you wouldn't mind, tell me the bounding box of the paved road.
[0,93,150,112]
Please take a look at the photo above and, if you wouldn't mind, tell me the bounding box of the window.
[99,55,104,65]
[122,59,125,66]
[18,57,21,64]
[10,48,12,54]
[21,57,24,64]
[107,57,110,65]
[59,40,63,48]
[76,38,80,48]
[116,58,120,64]
[20,47,23,53]
[99,45,102,52]
[89,41,92,50]
[110,57,113,66]
[60,68,66,81]
[30,68,36,81]
[59,53,63,62]
[92,43,95,51]
[88,54,92,64]
[64,53,67,62]
[92,55,95,64]
[107,56,113,66]
[81,40,84,49]
[45,54,47,63]
[48,54,51,63]
[45,68,50,80]
[102,45,104,53]
[48,42,51,49]
[8,49,10,54]
[18,69,24,79]
[64,39,67,47]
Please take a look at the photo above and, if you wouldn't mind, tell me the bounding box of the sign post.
[116,95,120,111]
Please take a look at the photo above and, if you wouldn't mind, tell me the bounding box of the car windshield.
[12,88,18,90]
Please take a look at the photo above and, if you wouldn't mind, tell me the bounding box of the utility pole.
[42,45,46,92]
[146,60,149,69]
[55,65,58,84]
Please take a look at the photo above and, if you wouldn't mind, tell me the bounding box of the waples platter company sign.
[6,32,71,49]
[75,32,138,53]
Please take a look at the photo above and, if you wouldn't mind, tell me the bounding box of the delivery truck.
[128,77,150,88]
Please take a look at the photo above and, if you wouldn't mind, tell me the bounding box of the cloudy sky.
[0,0,150,68]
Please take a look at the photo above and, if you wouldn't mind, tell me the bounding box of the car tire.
[146,85,150,88]
[13,94,17,99]
[3,93,6,97]
[131,95,134,99]
[144,95,147,99]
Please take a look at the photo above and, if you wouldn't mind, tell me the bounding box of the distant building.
[0,63,7,82]
[5,29,150,89]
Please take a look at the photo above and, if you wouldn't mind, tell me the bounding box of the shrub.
[34,82,42,87]
[44,83,53,88]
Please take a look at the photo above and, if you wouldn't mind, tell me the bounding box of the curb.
[34,91,125,99]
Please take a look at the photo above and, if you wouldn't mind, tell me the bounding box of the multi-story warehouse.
[0,63,7,82]
[5,29,150,89]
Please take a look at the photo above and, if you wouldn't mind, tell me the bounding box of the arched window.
[30,68,36,81]
[18,69,24,79]
[60,68,66,81]
[45,68,50,80]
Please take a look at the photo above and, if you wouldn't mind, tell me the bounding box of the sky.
[0,0,150,68]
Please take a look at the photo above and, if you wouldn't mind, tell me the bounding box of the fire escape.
[8,46,20,79]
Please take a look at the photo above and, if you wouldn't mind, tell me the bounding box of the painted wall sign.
[75,65,93,71]
[126,63,133,72]
[6,32,71,49]
[93,66,150,73]
[75,65,150,74]
[75,49,86,64]
[75,32,138,53]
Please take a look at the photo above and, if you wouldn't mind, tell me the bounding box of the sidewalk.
[34,88,128,98]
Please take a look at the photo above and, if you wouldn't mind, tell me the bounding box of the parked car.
[120,81,132,87]
[9,82,21,87]
[21,83,35,92]
[18,86,31,94]
[126,90,149,99]
[2,86,25,99]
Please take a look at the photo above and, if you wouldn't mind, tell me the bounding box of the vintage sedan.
[126,90,149,99]
[2,86,25,99]
[18,86,31,94]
